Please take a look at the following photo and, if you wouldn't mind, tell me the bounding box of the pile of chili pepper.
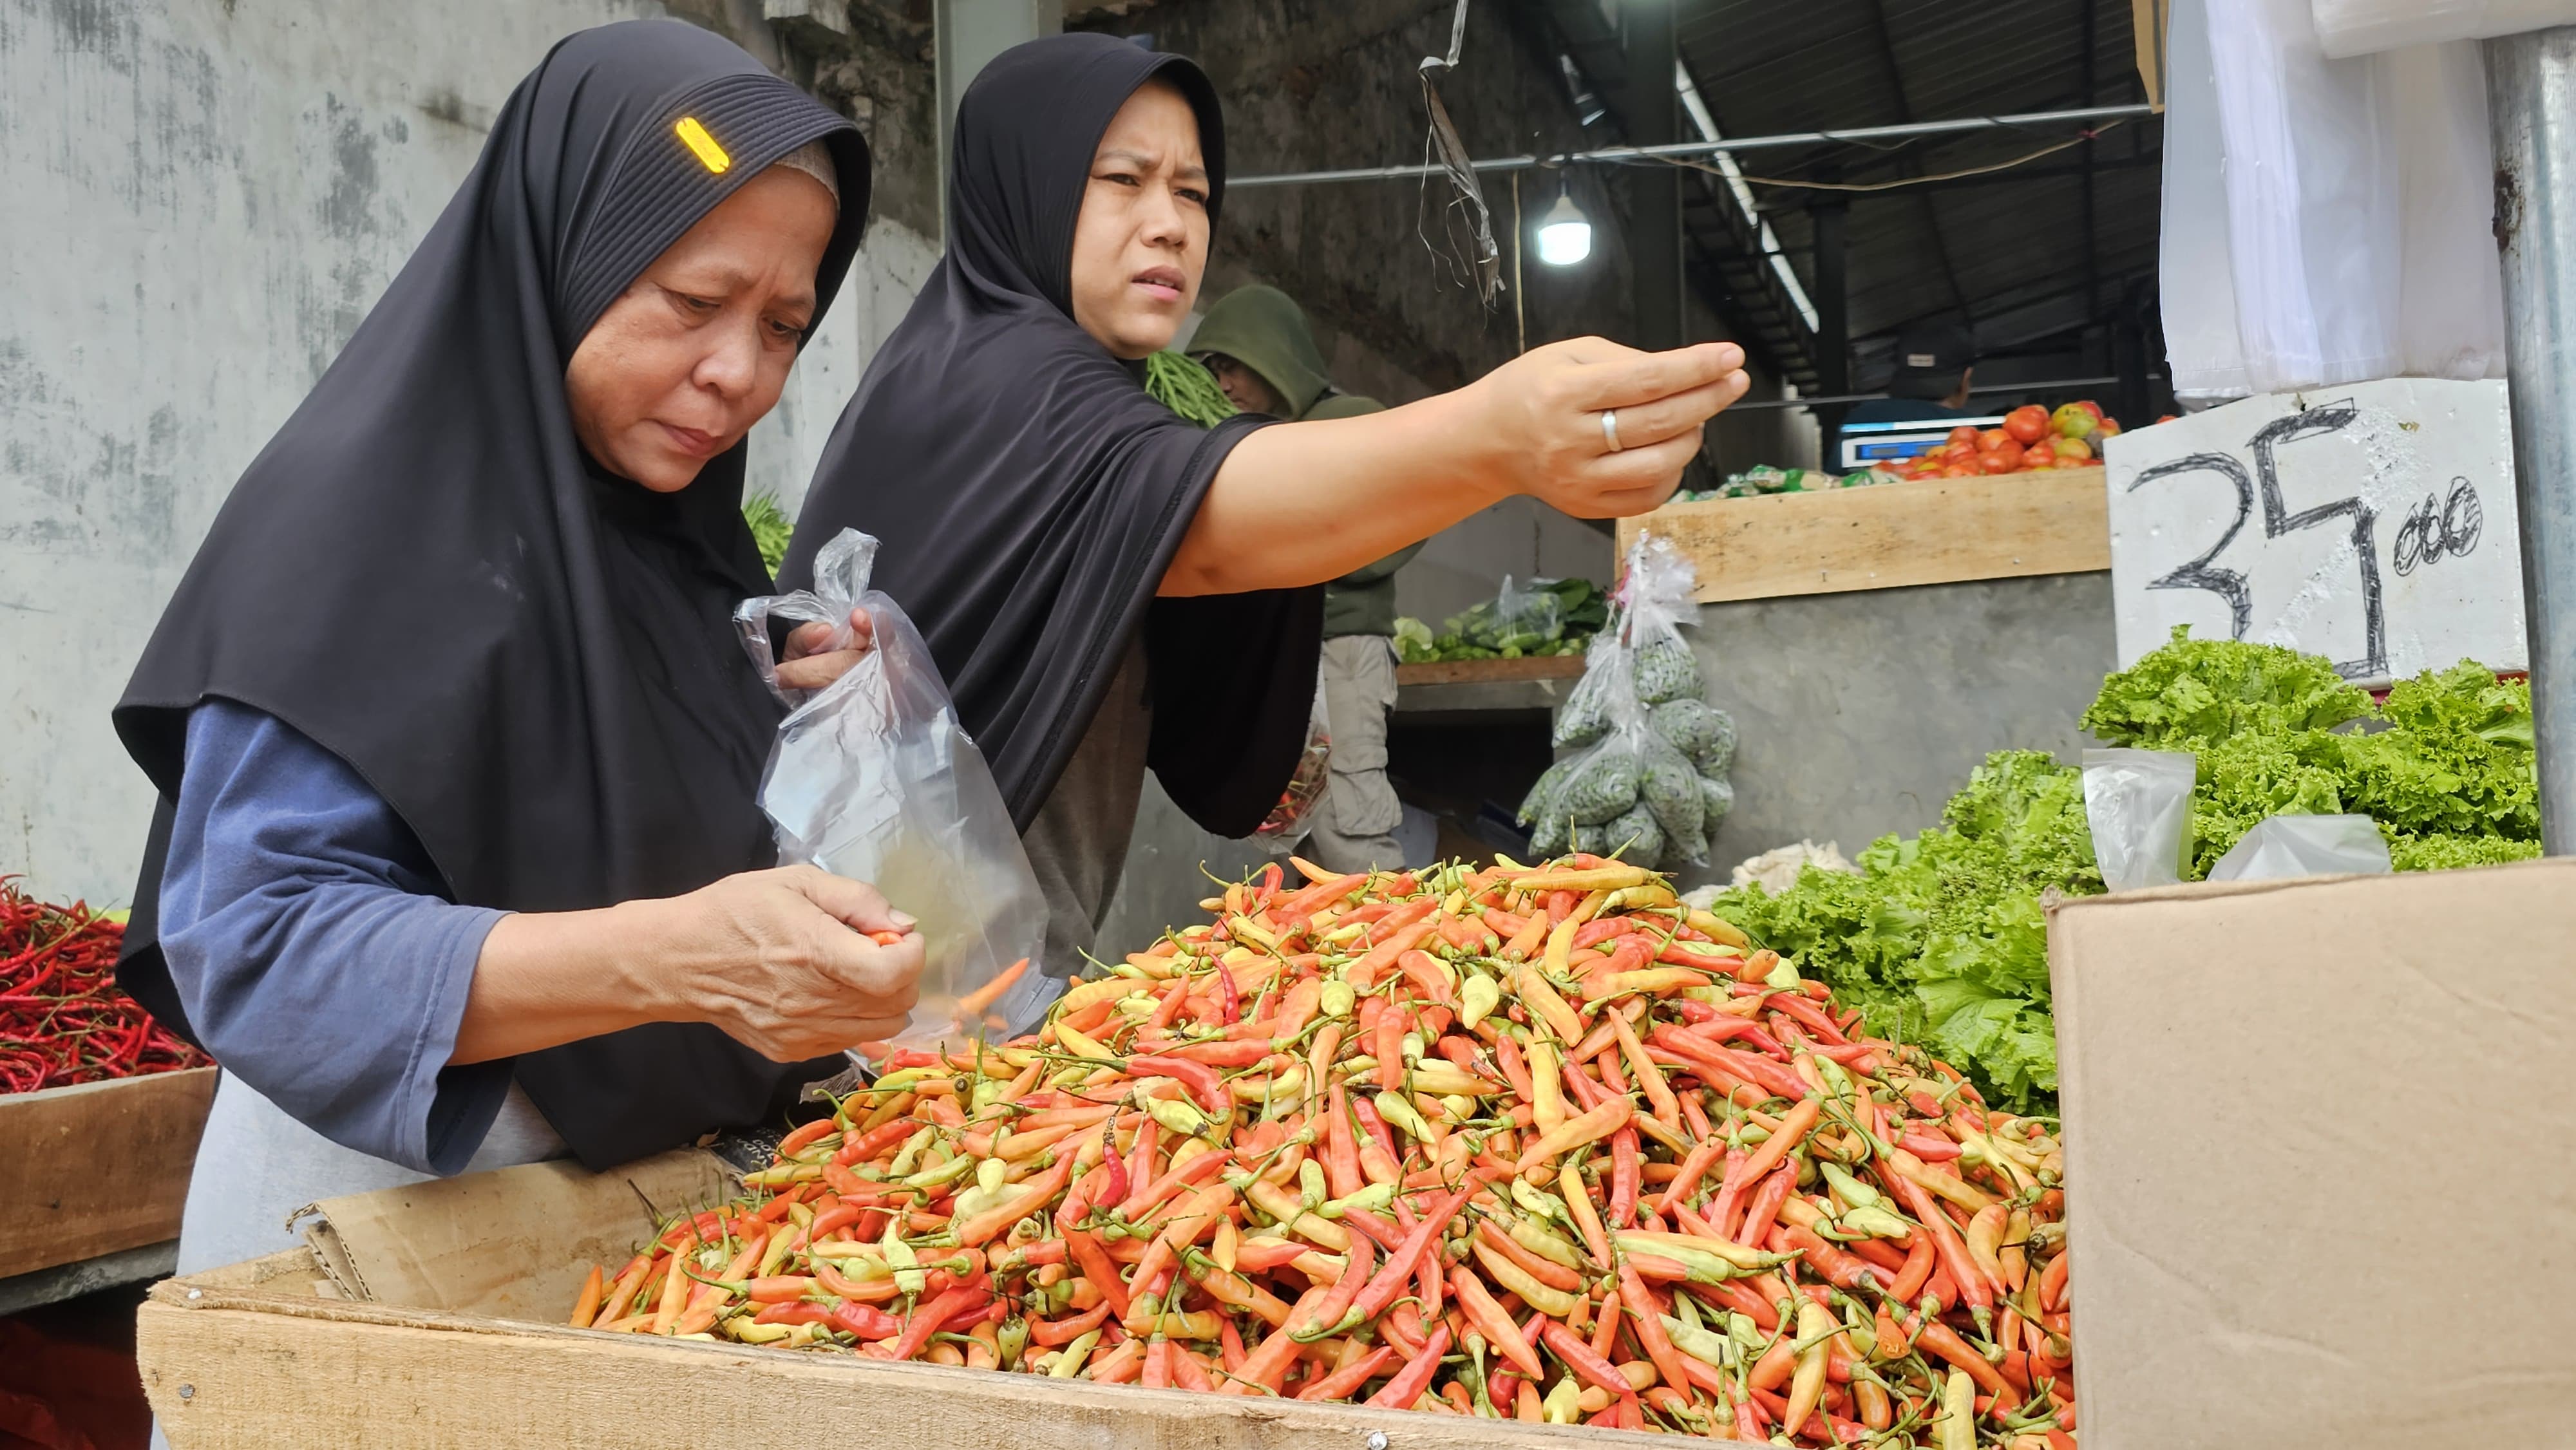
[570,856,2075,1447]
[1,878,206,1093]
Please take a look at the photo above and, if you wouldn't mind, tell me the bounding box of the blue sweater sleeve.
[158,699,513,1175]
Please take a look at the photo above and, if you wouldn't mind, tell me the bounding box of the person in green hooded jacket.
[1191,284,1421,872]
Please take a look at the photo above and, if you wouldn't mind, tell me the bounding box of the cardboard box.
[0,1067,216,1279]
[2049,858,2576,1450]
[138,1149,1656,1449]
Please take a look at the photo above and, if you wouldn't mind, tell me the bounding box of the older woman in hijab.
[786,35,1751,976]
[114,21,920,1274]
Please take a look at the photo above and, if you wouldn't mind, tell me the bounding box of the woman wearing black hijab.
[113,20,922,1273]
[786,35,1750,974]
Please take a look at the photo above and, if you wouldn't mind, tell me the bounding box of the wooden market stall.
[1611,470,2117,878]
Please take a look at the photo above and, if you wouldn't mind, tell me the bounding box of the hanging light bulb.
[1535,184,1592,267]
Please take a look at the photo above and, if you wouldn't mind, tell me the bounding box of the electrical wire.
[1651,120,2127,194]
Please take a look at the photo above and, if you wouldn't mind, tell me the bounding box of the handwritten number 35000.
[2120,402,2483,682]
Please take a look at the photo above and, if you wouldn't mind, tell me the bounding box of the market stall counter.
[1615,470,2114,878]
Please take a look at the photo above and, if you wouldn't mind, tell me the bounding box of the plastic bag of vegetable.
[1490,574,1562,654]
[736,529,1058,1046]
[1519,626,1703,868]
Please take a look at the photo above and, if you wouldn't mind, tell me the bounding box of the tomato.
[2003,405,2050,445]
[2051,403,2097,439]
[1944,442,1976,464]
[1978,450,2018,475]
[2095,417,2123,439]
[2052,435,2094,462]
[1944,464,1978,478]
[1947,426,1982,449]
[2073,400,2104,421]
[2157,413,2180,424]
[2022,443,2059,469]
[1978,429,2014,453]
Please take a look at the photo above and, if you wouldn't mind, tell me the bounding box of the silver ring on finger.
[1600,408,1624,453]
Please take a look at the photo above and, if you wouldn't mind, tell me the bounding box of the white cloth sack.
[2161,0,2507,400]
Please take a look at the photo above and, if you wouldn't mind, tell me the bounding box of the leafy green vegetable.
[1394,578,1606,663]
[1707,628,2538,1115]
[743,493,793,578]
[1143,350,1238,428]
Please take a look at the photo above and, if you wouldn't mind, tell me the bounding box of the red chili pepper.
[1735,1162,1797,1248]
[1765,991,1850,1044]
[1348,1093,1401,1167]
[1296,1344,1399,1402]
[1540,1319,1642,1407]
[1361,1323,1452,1408]
[886,1284,989,1361]
[1608,1127,1641,1228]
[1321,1084,1365,1198]
[1126,1055,1228,1116]
[830,1300,902,1339]
[1343,1185,1472,1327]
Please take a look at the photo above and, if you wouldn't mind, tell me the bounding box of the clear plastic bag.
[2207,814,2394,881]
[2081,748,2199,892]
[1490,575,1563,655]
[1519,617,1707,869]
[735,529,1057,1048]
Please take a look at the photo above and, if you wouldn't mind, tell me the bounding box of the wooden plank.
[1616,469,2110,604]
[0,1067,216,1279]
[1394,655,1587,688]
[139,1276,1668,1450]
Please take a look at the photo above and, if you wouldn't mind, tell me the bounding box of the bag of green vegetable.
[1517,596,1707,868]
[1488,574,1562,653]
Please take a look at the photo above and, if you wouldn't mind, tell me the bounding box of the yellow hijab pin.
[674,117,730,174]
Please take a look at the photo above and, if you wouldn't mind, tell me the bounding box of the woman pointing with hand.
[784,33,1749,977]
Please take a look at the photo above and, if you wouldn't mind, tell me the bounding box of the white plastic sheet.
[2206,813,2394,880]
[2161,0,2507,400]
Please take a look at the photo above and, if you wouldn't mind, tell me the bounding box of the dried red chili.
[1,878,207,1093]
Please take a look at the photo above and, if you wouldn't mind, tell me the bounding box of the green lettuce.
[1707,630,2537,1116]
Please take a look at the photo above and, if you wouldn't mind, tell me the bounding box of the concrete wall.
[0,0,934,901]
[1682,571,2119,885]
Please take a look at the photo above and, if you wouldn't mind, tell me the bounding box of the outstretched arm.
[1159,339,1749,598]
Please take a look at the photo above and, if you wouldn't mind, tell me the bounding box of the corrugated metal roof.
[1667,0,2163,388]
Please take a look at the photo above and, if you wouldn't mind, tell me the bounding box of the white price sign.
[2102,377,2528,686]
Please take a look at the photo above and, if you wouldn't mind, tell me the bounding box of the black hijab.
[114,19,873,1171]
[781,33,1323,838]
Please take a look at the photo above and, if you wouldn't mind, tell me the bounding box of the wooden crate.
[138,1154,1663,1449]
[0,1067,216,1279]
[1615,468,2111,603]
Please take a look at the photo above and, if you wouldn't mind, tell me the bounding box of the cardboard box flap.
[297,1149,730,1323]
[2048,856,2576,1449]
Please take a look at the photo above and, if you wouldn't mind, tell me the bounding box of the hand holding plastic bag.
[735,530,1056,1048]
